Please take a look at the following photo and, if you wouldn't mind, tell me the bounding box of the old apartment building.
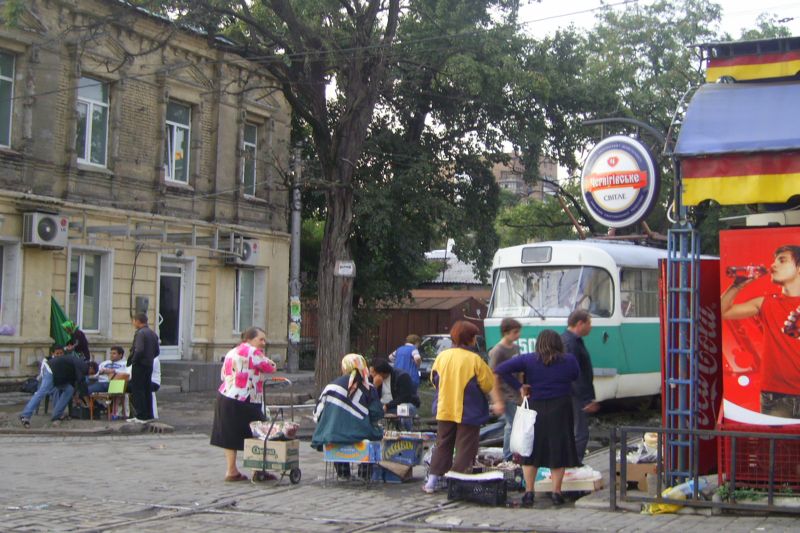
[492,153,558,199]
[0,0,292,381]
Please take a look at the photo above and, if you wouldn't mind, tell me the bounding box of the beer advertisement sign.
[581,135,659,228]
[719,227,800,425]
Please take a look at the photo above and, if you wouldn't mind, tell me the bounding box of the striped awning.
[674,82,800,206]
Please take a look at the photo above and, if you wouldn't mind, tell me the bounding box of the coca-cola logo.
[696,303,720,436]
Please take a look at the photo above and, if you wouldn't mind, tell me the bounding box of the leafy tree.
[496,193,580,247]
[140,0,557,388]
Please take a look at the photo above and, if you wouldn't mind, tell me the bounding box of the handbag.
[509,397,537,457]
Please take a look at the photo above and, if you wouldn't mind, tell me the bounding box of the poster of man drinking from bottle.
[720,227,800,425]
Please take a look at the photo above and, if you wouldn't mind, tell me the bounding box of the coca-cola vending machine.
[719,227,800,426]
[659,258,723,474]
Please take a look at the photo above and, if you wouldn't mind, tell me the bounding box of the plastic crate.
[446,476,507,506]
[718,421,800,489]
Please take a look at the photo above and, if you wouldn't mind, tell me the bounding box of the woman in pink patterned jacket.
[210,327,276,481]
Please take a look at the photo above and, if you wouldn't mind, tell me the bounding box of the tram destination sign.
[581,135,659,228]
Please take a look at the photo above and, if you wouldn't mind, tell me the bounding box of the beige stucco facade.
[0,0,292,381]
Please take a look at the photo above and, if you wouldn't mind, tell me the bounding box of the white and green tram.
[485,240,667,401]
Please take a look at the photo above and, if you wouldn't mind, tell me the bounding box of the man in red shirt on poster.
[722,245,800,418]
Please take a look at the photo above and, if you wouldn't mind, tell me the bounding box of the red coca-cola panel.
[659,259,722,474]
[719,227,800,425]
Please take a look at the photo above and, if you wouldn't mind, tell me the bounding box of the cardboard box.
[323,440,382,463]
[534,476,604,493]
[371,462,414,483]
[381,437,424,466]
[615,462,657,492]
[242,438,300,470]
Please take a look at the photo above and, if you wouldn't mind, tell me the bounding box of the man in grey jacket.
[127,312,160,422]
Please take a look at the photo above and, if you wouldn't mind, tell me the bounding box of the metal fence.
[610,425,800,514]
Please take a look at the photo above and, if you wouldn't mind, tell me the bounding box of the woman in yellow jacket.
[423,320,494,493]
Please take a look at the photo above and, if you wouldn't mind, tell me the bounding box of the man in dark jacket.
[127,312,160,422]
[48,352,89,423]
[369,358,420,430]
[562,309,600,463]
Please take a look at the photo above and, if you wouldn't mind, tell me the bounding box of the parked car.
[418,333,487,381]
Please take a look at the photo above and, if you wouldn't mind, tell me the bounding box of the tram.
[485,240,668,401]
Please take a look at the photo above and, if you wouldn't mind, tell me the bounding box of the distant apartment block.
[492,153,558,200]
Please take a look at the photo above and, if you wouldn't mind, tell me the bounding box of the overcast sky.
[518,0,800,39]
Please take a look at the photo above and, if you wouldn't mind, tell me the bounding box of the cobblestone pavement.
[2,433,799,532]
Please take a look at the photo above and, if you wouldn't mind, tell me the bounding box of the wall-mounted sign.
[581,135,659,228]
[335,260,356,278]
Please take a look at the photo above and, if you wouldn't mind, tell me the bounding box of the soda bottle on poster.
[725,265,768,286]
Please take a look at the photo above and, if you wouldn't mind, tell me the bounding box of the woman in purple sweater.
[493,329,580,507]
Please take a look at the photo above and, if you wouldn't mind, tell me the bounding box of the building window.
[76,77,109,166]
[0,52,14,147]
[234,269,255,332]
[620,268,659,318]
[0,242,21,333]
[0,246,4,313]
[242,123,257,196]
[164,100,191,183]
[69,252,103,331]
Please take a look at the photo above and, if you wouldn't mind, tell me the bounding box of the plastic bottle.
[662,478,707,499]
[726,265,768,288]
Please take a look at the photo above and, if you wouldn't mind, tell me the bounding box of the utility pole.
[287,145,302,373]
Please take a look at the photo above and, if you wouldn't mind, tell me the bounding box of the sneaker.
[126,417,145,423]
[422,474,439,494]
[19,416,30,428]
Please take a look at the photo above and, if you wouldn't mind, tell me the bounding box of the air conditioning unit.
[23,212,69,248]
[225,238,259,267]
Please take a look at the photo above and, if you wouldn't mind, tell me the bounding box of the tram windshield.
[489,266,614,319]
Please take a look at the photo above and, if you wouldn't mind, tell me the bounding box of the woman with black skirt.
[210,327,276,481]
[493,329,580,507]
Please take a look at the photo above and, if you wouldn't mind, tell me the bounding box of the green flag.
[50,297,71,346]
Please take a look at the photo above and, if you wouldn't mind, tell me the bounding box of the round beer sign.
[581,135,659,228]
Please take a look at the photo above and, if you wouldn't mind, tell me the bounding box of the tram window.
[488,266,613,318]
[620,268,659,317]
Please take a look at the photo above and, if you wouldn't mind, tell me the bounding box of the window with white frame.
[0,246,4,313]
[0,242,21,334]
[0,52,14,147]
[76,77,109,166]
[234,268,255,333]
[242,123,258,196]
[619,268,659,318]
[68,252,104,331]
[164,100,191,183]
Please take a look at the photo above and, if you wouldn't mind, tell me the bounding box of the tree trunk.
[313,185,354,392]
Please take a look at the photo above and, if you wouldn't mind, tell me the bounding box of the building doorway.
[158,261,185,360]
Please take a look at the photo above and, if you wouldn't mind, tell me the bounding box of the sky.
[518,0,800,39]
[512,0,799,178]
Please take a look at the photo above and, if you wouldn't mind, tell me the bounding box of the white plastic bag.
[509,397,537,457]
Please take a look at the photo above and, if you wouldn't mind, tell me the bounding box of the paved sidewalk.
[2,433,799,532]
